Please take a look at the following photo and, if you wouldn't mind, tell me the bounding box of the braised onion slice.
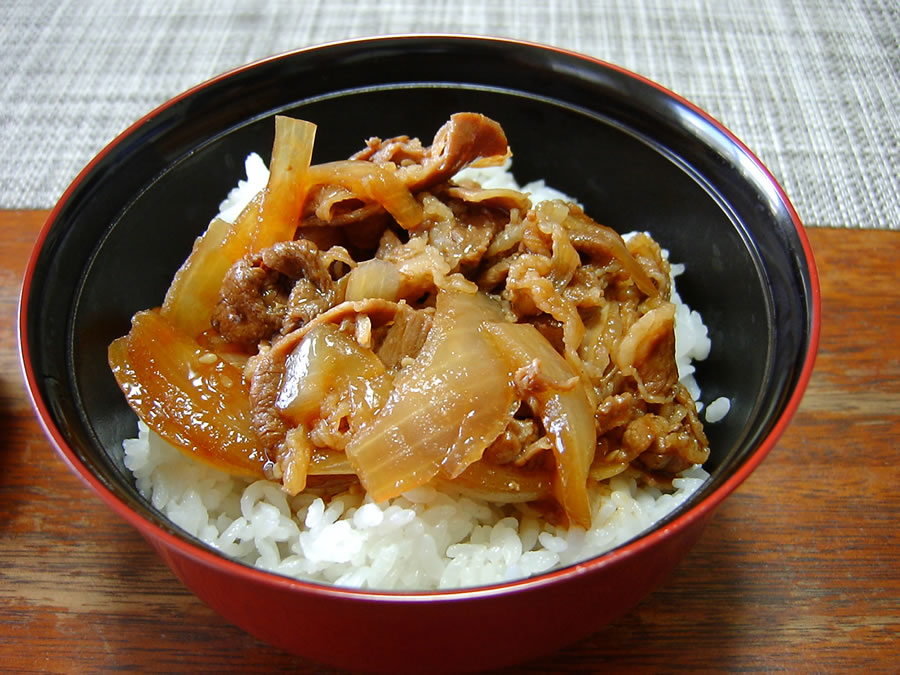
[161,197,262,338]
[344,289,517,502]
[251,115,317,251]
[308,448,355,476]
[482,322,597,528]
[276,322,392,430]
[437,461,553,503]
[343,259,402,302]
[305,160,424,230]
[108,309,266,477]
[281,425,313,494]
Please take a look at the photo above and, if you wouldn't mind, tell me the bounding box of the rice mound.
[121,156,722,591]
[125,422,708,590]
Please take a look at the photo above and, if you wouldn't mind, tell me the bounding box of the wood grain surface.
[2,210,898,673]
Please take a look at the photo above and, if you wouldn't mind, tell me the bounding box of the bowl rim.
[18,33,821,601]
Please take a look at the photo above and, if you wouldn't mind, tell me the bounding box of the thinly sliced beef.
[563,206,658,297]
[626,232,672,299]
[422,195,504,273]
[302,113,509,228]
[212,239,339,349]
[352,134,427,165]
[633,384,709,474]
[614,302,678,402]
[230,116,706,501]
[210,258,284,349]
[595,392,638,435]
[383,113,510,192]
[374,303,434,370]
[482,417,543,466]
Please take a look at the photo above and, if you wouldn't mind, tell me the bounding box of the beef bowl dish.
[20,36,819,672]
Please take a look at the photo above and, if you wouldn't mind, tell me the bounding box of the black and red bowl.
[19,35,819,672]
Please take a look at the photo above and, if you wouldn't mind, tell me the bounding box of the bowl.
[19,35,819,672]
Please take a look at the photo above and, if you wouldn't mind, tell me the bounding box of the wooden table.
[2,210,897,672]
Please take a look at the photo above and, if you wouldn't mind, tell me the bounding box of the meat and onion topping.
[109,113,710,529]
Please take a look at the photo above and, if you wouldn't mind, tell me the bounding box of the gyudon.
[109,113,713,588]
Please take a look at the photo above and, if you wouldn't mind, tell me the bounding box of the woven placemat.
[2,0,897,229]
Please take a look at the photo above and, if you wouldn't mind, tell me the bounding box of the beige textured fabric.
[1,0,897,228]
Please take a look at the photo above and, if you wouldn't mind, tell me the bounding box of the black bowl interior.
[25,36,816,569]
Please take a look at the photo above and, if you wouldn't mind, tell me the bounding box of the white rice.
[705,396,732,423]
[217,152,269,222]
[122,155,726,591]
[125,423,709,590]
[455,158,579,206]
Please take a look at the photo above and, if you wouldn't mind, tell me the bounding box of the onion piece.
[344,258,402,302]
[305,160,424,230]
[251,116,317,251]
[282,426,313,494]
[161,196,262,338]
[108,309,265,478]
[344,290,517,502]
[308,449,355,476]
[482,322,597,528]
[276,323,391,429]
[443,185,532,211]
[437,461,553,503]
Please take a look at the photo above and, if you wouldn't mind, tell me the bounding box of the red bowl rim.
[18,33,821,602]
